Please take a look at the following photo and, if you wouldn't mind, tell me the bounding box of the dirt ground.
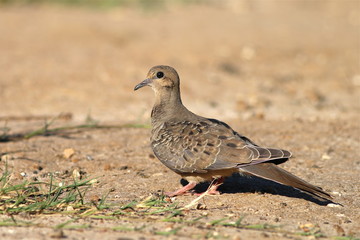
[1,1,360,239]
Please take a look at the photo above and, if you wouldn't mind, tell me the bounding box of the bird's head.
[134,65,180,92]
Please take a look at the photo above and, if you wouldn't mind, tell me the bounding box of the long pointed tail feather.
[240,163,332,201]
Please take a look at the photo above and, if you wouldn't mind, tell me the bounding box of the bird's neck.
[151,87,191,127]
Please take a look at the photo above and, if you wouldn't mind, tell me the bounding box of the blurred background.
[0,0,359,124]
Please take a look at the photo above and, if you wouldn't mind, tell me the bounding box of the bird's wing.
[151,118,291,174]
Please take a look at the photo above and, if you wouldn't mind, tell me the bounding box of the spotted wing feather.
[151,118,291,174]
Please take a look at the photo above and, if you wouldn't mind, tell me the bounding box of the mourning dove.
[134,65,332,201]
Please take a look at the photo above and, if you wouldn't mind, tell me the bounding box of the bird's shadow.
[180,173,334,206]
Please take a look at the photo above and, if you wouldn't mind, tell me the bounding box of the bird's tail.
[240,163,332,201]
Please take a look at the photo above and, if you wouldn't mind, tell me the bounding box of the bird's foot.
[165,182,197,197]
[166,177,225,197]
[194,177,224,196]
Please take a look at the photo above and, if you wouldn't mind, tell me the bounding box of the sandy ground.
[0,1,359,239]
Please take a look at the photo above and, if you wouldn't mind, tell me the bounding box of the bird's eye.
[156,71,164,78]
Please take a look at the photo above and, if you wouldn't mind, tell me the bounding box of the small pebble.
[50,229,65,238]
[327,203,341,208]
[1,154,11,161]
[331,191,342,196]
[63,148,75,159]
[72,169,80,180]
[90,195,101,202]
[196,203,207,210]
[66,206,74,211]
[89,179,99,184]
[299,223,315,232]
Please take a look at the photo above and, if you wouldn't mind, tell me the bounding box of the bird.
[134,65,332,201]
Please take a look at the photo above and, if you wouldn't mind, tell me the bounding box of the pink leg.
[194,177,225,196]
[166,182,197,197]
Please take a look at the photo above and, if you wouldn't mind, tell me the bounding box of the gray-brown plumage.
[134,65,332,201]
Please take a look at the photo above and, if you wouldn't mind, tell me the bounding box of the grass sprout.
[0,113,150,142]
[0,166,352,239]
[0,169,96,215]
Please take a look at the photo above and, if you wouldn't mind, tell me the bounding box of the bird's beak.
[134,78,153,91]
